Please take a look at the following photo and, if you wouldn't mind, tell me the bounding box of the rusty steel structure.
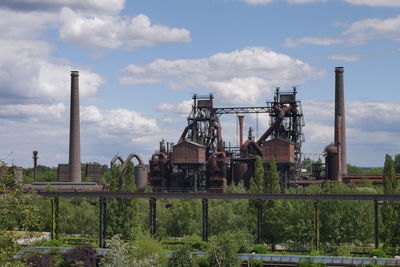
[146,88,304,192]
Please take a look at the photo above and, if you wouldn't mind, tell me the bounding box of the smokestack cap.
[71,71,79,76]
[335,67,344,72]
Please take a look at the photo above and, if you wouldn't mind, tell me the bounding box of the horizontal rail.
[9,191,400,201]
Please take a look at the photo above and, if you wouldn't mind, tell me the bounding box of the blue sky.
[0,0,400,168]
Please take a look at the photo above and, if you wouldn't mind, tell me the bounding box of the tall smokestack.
[69,71,81,182]
[334,67,347,176]
[238,115,244,146]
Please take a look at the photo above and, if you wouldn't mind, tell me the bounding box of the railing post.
[257,199,263,244]
[313,199,320,251]
[150,198,157,235]
[51,197,59,240]
[202,198,209,242]
[374,199,379,249]
[99,198,107,248]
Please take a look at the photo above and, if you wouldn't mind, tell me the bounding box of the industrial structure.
[325,67,347,181]
[146,88,304,192]
[26,66,353,192]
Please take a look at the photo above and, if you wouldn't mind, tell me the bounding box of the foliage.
[252,244,270,254]
[158,199,201,238]
[194,256,210,267]
[63,244,97,267]
[394,154,400,174]
[267,157,280,193]
[248,259,263,267]
[0,161,43,267]
[23,165,58,183]
[207,231,241,267]
[168,244,195,267]
[383,154,397,194]
[26,253,53,267]
[133,236,168,265]
[381,154,400,246]
[250,156,265,193]
[105,163,143,240]
[369,249,387,258]
[298,260,325,267]
[100,235,167,267]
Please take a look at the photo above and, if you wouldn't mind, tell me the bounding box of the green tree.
[382,154,400,246]
[250,156,265,193]
[105,162,142,240]
[394,154,400,174]
[0,162,42,266]
[207,231,241,267]
[383,154,397,194]
[267,157,280,193]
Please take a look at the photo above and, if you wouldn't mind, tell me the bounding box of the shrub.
[194,256,209,267]
[369,249,387,258]
[249,259,263,267]
[168,244,194,267]
[252,244,270,254]
[63,244,97,267]
[26,253,53,267]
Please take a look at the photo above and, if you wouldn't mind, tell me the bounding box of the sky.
[0,0,400,168]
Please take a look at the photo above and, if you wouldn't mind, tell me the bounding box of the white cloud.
[344,0,400,7]
[286,15,400,47]
[59,8,191,50]
[242,0,325,4]
[286,0,326,3]
[0,103,66,121]
[81,106,159,135]
[0,9,58,39]
[243,0,273,5]
[121,47,321,104]
[329,54,364,62]
[157,100,193,116]
[0,40,104,104]
[344,15,400,44]
[285,37,343,47]
[0,0,125,15]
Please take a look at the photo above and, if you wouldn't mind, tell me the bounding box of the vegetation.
[4,155,400,265]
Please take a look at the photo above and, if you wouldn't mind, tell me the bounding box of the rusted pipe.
[256,105,292,147]
[238,115,244,146]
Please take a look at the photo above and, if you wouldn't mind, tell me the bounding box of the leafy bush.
[369,249,387,258]
[207,232,241,267]
[168,244,194,267]
[248,259,263,267]
[298,260,325,267]
[63,244,97,267]
[194,256,209,267]
[252,244,270,254]
[26,253,53,267]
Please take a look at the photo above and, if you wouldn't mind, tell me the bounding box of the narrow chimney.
[238,115,244,146]
[33,150,38,182]
[69,71,81,182]
[334,67,347,176]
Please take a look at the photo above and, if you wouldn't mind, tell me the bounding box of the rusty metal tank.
[134,164,148,190]
[325,145,339,180]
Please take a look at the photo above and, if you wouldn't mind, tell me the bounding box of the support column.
[99,198,107,248]
[374,200,379,249]
[51,197,59,240]
[150,198,157,235]
[257,199,263,244]
[313,200,320,251]
[202,198,209,242]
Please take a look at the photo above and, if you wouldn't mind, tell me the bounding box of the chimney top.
[71,71,79,76]
[335,67,344,72]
